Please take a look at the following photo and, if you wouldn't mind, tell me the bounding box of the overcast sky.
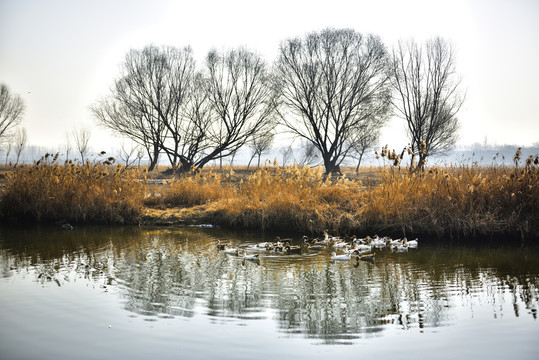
[1,0,538,153]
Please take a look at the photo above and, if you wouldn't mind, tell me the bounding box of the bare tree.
[92,46,276,172]
[193,48,277,170]
[119,141,141,169]
[0,83,25,142]
[91,45,194,171]
[275,28,392,174]
[297,140,320,166]
[3,141,12,165]
[63,131,72,162]
[136,147,145,168]
[279,145,294,166]
[73,127,91,163]
[247,131,274,169]
[13,127,27,165]
[391,38,464,169]
[349,120,382,172]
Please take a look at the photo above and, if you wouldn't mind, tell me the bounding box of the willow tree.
[92,46,276,172]
[391,38,464,169]
[275,28,392,174]
[189,48,277,170]
[91,45,194,171]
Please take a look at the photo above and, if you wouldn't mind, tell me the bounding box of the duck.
[223,246,239,255]
[331,250,359,261]
[266,242,284,252]
[387,238,403,247]
[304,235,327,249]
[332,240,350,249]
[404,237,418,248]
[353,235,370,245]
[305,243,325,251]
[60,223,73,231]
[216,240,228,250]
[393,244,408,252]
[323,230,341,244]
[359,253,375,262]
[355,243,372,252]
[275,236,292,244]
[302,235,313,244]
[247,242,270,251]
[240,250,260,261]
[371,236,386,248]
[331,252,350,261]
[284,245,302,255]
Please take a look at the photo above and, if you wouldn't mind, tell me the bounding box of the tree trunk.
[418,153,427,171]
[247,153,256,169]
[147,157,158,172]
[179,157,194,173]
[355,151,364,174]
[323,156,341,175]
[147,143,160,172]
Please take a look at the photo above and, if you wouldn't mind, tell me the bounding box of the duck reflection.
[1,225,538,343]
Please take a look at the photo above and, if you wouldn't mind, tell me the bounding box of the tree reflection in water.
[1,225,538,343]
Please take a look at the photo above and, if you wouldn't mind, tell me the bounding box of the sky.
[1,0,538,154]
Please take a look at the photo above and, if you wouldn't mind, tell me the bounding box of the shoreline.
[1,163,537,242]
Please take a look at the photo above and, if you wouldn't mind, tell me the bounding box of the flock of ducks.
[216,231,418,264]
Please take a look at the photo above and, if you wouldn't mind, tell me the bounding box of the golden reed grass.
[0,153,145,224]
[1,151,537,240]
[144,167,233,208]
[146,155,538,240]
[363,163,538,239]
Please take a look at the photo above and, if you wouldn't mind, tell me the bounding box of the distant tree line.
[83,28,464,174]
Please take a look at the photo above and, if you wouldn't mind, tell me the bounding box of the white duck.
[331,250,359,261]
[404,238,418,248]
[224,246,239,255]
[240,250,260,261]
[248,242,270,251]
[323,231,341,244]
[371,237,386,248]
[356,243,372,252]
[393,244,408,252]
[333,240,349,249]
[387,238,403,246]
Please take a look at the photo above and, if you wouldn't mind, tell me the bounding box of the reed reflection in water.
[0,225,538,349]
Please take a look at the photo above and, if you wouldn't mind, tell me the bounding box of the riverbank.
[0,155,537,241]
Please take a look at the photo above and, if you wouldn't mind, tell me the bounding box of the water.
[0,225,538,359]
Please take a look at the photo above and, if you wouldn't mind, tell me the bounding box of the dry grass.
[141,156,537,240]
[361,164,538,238]
[144,167,234,208]
[213,165,364,234]
[0,153,146,224]
[1,152,537,241]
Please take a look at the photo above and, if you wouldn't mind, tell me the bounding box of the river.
[0,225,537,359]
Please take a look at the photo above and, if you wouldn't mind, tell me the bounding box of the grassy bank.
[1,154,537,241]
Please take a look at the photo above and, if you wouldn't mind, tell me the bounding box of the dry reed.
[144,167,233,208]
[1,151,537,241]
[146,155,538,240]
[0,153,146,224]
